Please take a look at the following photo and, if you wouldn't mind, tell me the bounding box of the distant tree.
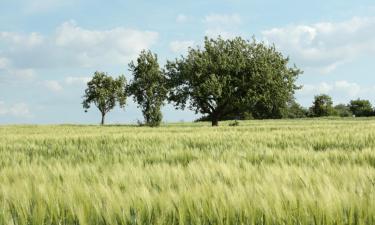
[283,99,308,119]
[82,71,127,125]
[309,94,334,117]
[349,99,373,117]
[334,104,352,117]
[166,36,301,126]
[128,50,167,127]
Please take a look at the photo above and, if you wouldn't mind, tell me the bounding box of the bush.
[334,104,352,117]
[229,120,240,126]
[349,99,374,117]
[283,100,308,119]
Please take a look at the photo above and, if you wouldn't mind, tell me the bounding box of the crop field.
[1,118,375,225]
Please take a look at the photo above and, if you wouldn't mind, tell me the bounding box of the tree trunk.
[211,115,219,126]
[101,113,105,125]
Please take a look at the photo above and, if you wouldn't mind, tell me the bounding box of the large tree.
[349,99,373,117]
[309,94,334,117]
[128,50,167,127]
[165,36,301,126]
[82,71,127,125]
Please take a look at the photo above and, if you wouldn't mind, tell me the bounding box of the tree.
[128,50,167,127]
[309,94,334,117]
[334,104,352,117]
[166,36,301,126]
[82,71,127,125]
[349,99,373,117]
[283,99,308,119]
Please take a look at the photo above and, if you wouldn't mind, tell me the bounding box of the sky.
[0,0,375,124]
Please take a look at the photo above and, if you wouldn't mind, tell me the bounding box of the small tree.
[334,104,352,117]
[166,36,301,126]
[309,94,334,117]
[128,50,167,127]
[82,71,127,125]
[349,99,373,117]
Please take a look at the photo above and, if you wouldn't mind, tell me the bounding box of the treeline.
[197,96,374,121]
[283,94,374,119]
[81,36,370,127]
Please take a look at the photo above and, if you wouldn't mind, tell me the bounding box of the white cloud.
[54,21,158,67]
[0,65,36,83]
[44,80,63,92]
[11,69,36,80]
[296,80,375,105]
[0,57,10,69]
[204,13,241,25]
[169,40,194,53]
[0,101,32,118]
[262,17,375,74]
[0,32,44,48]
[176,14,189,23]
[300,82,333,94]
[65,76,91,85]
[334,80,361,97]
[203,13,242,39]
[0,21,159,69]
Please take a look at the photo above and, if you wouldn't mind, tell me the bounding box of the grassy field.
[1,118,375,225]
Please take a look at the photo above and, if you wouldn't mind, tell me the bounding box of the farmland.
[0,118,375,225]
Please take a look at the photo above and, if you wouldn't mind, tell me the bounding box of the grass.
[0,118,375,224]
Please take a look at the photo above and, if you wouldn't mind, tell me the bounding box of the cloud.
[203,13,242,39]
[300,82,333,95]
[262,17,375,74]
[0,57,10,69]
[44,80,63,92]
[0,101,32,118]
[0,67,36,85]
[0,32,44,48]
[204,13,241,25]
[176,14,189,23]
[169,41,194,53]
[65,76,91,85]
[11,69,36,80]
[334,80,361,97]
[296,80,375,105]
[0,20,159,69]
[54,21,158,67]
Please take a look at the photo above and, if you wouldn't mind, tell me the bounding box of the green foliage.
[166,36,301,126]
[334,104,353,117]
[128,50,167,127]
[309,94,335,117]
[283,99,308,119]
[82,71,127,125]
[228,120,240,126]
[1,119,375,224]
[349,99,374,117]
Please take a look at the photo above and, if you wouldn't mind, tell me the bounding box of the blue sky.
[1,0,375,124]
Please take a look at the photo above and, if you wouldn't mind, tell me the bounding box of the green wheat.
[0,118,375,224]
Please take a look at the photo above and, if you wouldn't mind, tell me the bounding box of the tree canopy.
[309,94,334,117]
[82,71,127,125]
[166,36,301,126]
[128,50,167,127]
[349,99,373,117]
[283,99,308,119]
[334,104,352,117]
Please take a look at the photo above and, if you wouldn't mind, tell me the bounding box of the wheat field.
[0,118,375,225]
